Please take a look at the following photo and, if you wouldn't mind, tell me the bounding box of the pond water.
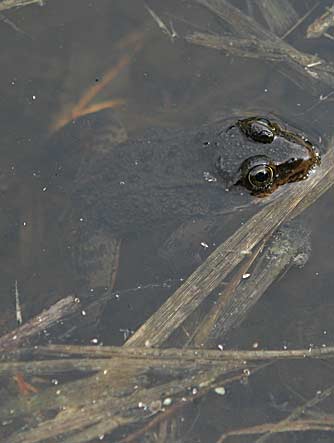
[1,1,334,442]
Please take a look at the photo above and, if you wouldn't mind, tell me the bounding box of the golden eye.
[247,164,274,189]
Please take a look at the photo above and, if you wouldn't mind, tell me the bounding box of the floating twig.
[145,4,178,41]
[0,295,79,353]
[0,0,43,12]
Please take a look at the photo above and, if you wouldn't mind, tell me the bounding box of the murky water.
[1,1,334,442]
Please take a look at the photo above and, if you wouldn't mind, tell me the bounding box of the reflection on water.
[1,1,334,442]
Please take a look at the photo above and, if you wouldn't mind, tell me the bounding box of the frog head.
[214,116,321,196]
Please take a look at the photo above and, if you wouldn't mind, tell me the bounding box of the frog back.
[72,125,229,235]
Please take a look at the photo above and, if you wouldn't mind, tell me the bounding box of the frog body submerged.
[43,111,319,288]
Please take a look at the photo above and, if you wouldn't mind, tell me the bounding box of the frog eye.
[247,164,274,190]
[247,120,275,143]
[247,165,274,189]
[239,155,276,192]
[237,117,277,144]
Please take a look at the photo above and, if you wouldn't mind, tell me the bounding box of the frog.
[40,110,320,291]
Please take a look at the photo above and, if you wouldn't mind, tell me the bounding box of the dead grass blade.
[190,239,265,346]
[3,343,334,442]
[216,384,334,442]
[0,357,247,443]
[255,0,298,37]
[217,417,334,442]
[5,343,334,364]
[190,0,334,95]
[254,384,334,443]
[0,0,43,12]
[0,296,79,353]
[192,222,310,346]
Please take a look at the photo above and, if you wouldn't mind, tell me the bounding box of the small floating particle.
[163,397,172,406]
[214,387,226,396]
